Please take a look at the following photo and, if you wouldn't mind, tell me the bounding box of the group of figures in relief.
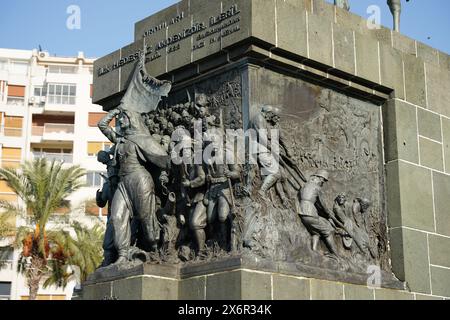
[95,51,378,268]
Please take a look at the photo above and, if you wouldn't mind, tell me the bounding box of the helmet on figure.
[261,105,281,115]
[312,169,329,182]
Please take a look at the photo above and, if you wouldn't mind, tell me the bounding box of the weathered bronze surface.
[91,46,394,287]
[89,1,401,289]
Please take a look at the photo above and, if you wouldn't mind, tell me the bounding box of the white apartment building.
[0,48,111,300]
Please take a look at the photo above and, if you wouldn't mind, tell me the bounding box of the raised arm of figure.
[317,193,334,219]
[98,109,121,144]
[190,165,207,188]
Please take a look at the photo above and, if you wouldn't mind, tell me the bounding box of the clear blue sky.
[0,0,448,58]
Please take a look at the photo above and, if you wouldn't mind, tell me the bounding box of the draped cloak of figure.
[97,47,172,263]
[99,110,170,261]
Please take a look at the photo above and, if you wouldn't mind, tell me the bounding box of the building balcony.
[32,151,73,164]
[0,260,14,283]
[0,159,21,169]
[28,96,46,113]
[5,97,25,107]
[47,65,78,75]
[29,96,78,114]
[0,126,23,138]
[0,260,13,271]
[30,102,77,114]
[31,123,74,142]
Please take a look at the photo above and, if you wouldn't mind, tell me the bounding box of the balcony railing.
[0,260,13,270]
[32,123,74,136]
[6,97,25,106]
[47,215,71,225]
[48,66,78,74]
[32,152,73,164]
[32,126,44,136]
[0,126,22,137]
[1,159,21,169]
[45,123,75,134]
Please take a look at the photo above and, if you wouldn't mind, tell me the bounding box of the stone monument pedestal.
[89,0,450,300]
[78,256,408,300]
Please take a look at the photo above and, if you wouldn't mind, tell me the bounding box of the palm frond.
[0,211,16,239]
[1,159,86,230]
[13,226,34,249]
[0,167,29,202]
[43,229,76,290]
[0,200,26,219]
[67,222,104,282]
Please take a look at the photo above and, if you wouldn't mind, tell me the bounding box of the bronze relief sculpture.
[93,46,391,286]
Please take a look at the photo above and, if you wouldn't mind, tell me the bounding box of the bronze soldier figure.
[299,170,339,256]
[157,192,179,257]
[352,198,376,258]
[182,161,208,256]
[96,149,119,267]
[98,109,170,264]
[250,105,305,206]
[205,133,241,251]
[333,193,354,250]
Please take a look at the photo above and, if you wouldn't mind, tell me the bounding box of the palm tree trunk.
[27,255,45,300]
[28,276,41,300]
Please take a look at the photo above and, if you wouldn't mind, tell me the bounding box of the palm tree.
[69,222,104,283]
[0,159,85,300]
[43,221,104,289]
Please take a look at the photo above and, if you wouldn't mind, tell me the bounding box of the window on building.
[32,86,46,107]
[7,85,26,106]
[1,147,22,168]
[3,116,23,137]
[86,171,105,188]
[0,246,13,258]
[48,65,77,74]
[47,83,76,105]
[33,86,46,97]
[8,85,25,97]
[87,141,112,157]
[10,61,28,75]
[0,60,8,71]
[0,282,12,300]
